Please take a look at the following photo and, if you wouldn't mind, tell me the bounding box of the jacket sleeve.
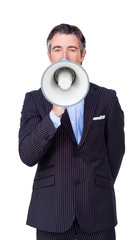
[106,92,125,182]
[18,92,57,167]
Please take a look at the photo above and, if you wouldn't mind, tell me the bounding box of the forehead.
[50,33,80,49]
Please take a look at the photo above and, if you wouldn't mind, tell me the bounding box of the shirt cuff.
[49,110,61,129]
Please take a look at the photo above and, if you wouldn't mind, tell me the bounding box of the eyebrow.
[52,46,62,50]
[52,46,78,50]
[68,46,78,50]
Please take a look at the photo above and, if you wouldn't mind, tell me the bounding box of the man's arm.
[19,93,58,167]
[106,92,125,182]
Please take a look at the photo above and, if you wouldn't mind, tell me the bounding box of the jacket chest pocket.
[92,118,106,131]
[91,119,107,140]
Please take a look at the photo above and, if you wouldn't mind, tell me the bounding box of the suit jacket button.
[44,134,49,140]
[44,132,52,140]
[74,180,81,185]
[73,152,79,158]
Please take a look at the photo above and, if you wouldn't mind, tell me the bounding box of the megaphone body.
[41,59,90,107]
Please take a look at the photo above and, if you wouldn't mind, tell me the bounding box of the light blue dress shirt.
[49,99,84,144]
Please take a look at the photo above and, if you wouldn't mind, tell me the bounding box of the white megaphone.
[41,58,89,107]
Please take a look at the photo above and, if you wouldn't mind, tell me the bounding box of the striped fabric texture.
[37,218,116,240]
[19,83,125,234]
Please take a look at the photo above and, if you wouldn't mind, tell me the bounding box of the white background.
[0,0,137,239]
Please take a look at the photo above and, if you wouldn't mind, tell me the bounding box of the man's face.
[48,33,86,64]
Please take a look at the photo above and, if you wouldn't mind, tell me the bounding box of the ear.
[81,49,86,63]
[47,51,52,63]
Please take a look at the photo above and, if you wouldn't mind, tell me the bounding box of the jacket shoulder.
[90,83,116,96]
[25,88,50,105]
[26,88,43,99]
[21,88,52,115]
[89,83,118,110]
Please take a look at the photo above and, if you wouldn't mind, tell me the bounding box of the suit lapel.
[61,109,77,144]
[78,84,99,147]
[61,84,99,146]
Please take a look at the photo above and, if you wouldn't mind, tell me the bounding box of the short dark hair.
[47,23,86,56]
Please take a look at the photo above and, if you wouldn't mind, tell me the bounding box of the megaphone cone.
[41,59,89,107]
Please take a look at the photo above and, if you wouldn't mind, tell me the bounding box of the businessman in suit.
[19,24,125,240]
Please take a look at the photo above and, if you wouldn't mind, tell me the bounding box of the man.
[19,24,125,240]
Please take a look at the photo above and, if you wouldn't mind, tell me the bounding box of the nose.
[63,50,69,59]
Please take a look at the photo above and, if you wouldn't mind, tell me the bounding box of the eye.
[55,49,61,52]
[69,48,76,52]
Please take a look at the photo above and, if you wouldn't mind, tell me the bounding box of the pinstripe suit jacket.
[19,83,125,233]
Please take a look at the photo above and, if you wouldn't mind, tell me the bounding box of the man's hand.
[52,105,66,117]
